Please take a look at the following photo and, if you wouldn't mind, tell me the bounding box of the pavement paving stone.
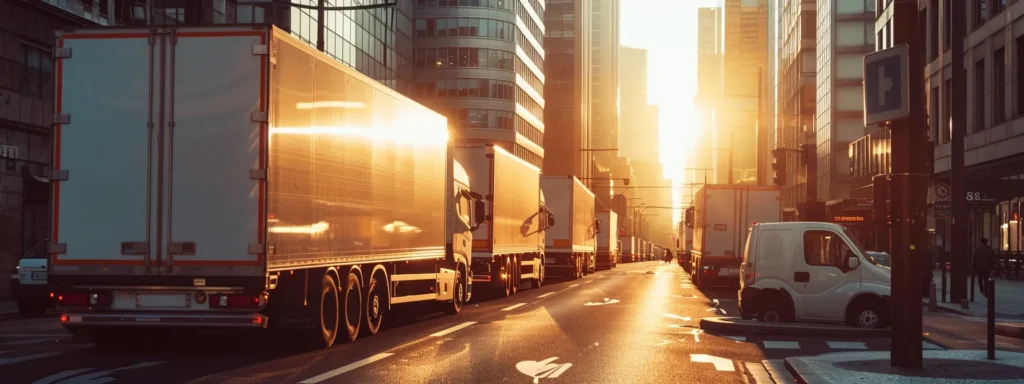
[929,270,1024,319]
[786,350,1024,384]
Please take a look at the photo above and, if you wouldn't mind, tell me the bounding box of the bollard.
[928,282,937,312]
[961,299,969,310]
[987,279,995,360]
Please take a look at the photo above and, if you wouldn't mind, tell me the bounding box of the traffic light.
[619,227,626,236]
[771,148,787,186]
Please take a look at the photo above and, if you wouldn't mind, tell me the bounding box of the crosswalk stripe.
[762,341,800,349]
[826,341,868,350]
[922,341,944,350]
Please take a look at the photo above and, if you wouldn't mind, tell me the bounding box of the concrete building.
[761,0,778,186]
[412,0,547,168]
[618,45,658,164]
[589,0,620,164]
[814,0,875,201]
[717,0,768,185]
[776,0,817,215]
[0,0,141,301]
[543,0,592,180]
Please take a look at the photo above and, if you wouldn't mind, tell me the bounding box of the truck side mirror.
[685,207,695,229]
[474,200,486,225]
[547,215,556,228]
[595,219,602,233]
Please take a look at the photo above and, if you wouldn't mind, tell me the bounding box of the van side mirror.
[474,200,486,225]
[846,252,860,269]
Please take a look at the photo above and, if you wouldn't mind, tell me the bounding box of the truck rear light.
[59,293,88,306]
[209,294,261,309]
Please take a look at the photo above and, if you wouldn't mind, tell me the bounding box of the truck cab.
[738,222,891,329]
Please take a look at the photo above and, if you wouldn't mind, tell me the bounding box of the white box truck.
[47,25,484,348]
[619,236,636,263]
[540,176,597,278]
[596,210,618,270]
[690,185,782,289]
[456,144,547,298]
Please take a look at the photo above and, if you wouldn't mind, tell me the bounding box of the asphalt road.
[1,261,897,384]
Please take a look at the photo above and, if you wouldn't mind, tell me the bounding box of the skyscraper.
[721,0,768,185]
[411,0,546,168]
[618,45,657,163]
[544,0,593,180]
[589,0,620,162]
[777,0,816,214]
[694,6,724,186]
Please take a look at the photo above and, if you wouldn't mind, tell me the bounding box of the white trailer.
[456,144,546,297]
[596,210,618,270]
[47,25,483,348]
[619,236,636,263]
[540,176,597,279]
[691,185,782,289]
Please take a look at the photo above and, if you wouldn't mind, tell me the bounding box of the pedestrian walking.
[972,238,996,297]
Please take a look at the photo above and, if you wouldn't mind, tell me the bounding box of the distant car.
[866,252,890,268]
[10,240,56,317]
[738,222,891,329]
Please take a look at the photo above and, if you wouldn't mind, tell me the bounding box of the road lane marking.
[0,352,63,367]
[826,341,867,350]
[1,338,69,346]
[429,321,477,337]
[298,353,394,384]
[44,361,163,384]
[690,354,735,371]
[583,298,620,306]
[725,336,746,342]
[662,313,692,321]
[584,280,594,284]
[30,368,93,384]
[569,284,580,288]
[537,292,555,299]
[501,303,528,312]
[762,341,800,349]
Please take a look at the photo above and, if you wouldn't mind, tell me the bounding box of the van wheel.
[444,270,465,315]
[313,274,339,348]
[363,273,386,336]
[758,306,793,323]
[848,299,888,329]
[342,272,362,342]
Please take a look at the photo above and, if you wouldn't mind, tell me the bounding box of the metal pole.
[757,65,764,186]
[316,0,325,52]
[949,0,968,303]
[890,0,927,368]
[987,278,995,360]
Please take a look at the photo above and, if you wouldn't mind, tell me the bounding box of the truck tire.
[444,270,465,315]
[342,271,362,343]
[363,273,386,336]
[510,256,519,295]
[312,274,340,348]
[502,258,512,297]
[575,256,583,280]
[531,262,543,289]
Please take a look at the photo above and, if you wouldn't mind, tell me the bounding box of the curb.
[996,323,1024,340]
[784,357,826,384]
[699,317,889,338]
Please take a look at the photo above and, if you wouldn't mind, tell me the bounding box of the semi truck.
[678,217,694,272]
[456,144,547,298]
[595,210,618,270]
[689,185,781,289]
[47,25,483,348]
[540,176,597,278]
[619,235,636,263]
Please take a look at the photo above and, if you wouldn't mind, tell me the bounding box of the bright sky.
[621,0,715,215]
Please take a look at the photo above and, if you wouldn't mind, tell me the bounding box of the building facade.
[776,0,817,212]
[693,6,724,186]
[720,0,768,185]
[617,46,657,164]
[814,0,875,201]
[543,0,592,180]
[589,0,619,165]
[412,0,547,167]
[761,0,778,186]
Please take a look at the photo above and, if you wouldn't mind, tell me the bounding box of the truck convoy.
[595,210,618,270]
[540,176,597,278]
[456,144,547,297]
[47,25,484,348]
[619,235,636,263]
[689,185,782,289]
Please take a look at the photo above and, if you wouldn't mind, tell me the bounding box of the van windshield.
[841,227,871,259]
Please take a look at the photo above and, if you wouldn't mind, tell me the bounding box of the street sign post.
[863,44,910,126]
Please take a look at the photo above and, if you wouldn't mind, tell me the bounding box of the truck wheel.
[502,258,512,297]
[531,262,543,289]
[363,273,386,336]
[575,257,583,280]
[342,272,362,342]
[444,270,465,315]
[313,274,339,348]
[510,256,519,295]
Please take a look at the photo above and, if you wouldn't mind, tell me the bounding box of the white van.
[737,222,891,328]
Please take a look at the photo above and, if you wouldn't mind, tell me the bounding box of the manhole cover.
[835,359,1024,380]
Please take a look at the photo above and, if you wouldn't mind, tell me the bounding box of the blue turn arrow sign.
[863,44,910,126]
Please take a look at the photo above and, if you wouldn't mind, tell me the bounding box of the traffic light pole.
[949,0,968,304]
[889,0,928,368]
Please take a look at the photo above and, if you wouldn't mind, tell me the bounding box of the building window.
[1017,35,1024,116]
[930,87,939,145]
[20,44,54,98]
[929,0,938,60]
[943,0,951,51]
[413,18,515,42]
[974,59,985,132]
[973,0,987,28]
[993,48,1005,124]
[942,79,951,143]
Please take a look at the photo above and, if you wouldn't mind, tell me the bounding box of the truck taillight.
[209,294,261,309]
[59,292,111,307]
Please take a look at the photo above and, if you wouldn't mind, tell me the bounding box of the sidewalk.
[928,270,1024,318]
[785,350,1024,384]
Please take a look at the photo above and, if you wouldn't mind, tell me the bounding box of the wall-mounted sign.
[0,145,18,159]
[833,216,866,223]
[713,224,727,231]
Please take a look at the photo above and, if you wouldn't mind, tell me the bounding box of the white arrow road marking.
[45,361,164,384]
[537,292,555,299]
[298,353,394,384]
[429,322,477,337]
[877,66,893,107]
[0,352,63,367]
[654,339,673,347]
[502,303,528,312]
[584,298,620,306]
[689,329,703,342]
[690,354,735,371]
[516,357,573,383]
[662,313,692,322]
[826,341,867,350]
[762,341,800,350]
[30,368,94,384]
